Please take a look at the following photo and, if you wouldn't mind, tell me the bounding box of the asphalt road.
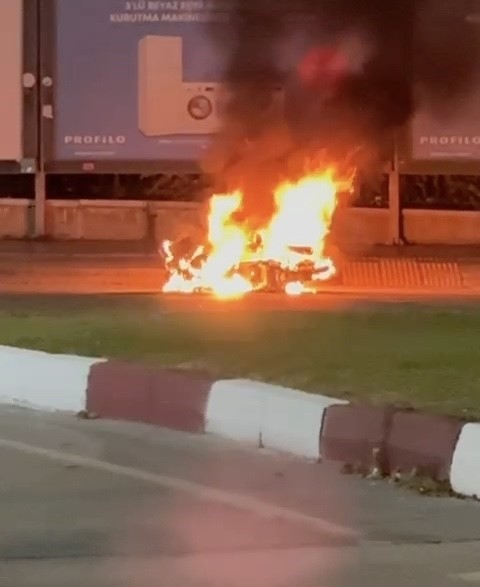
[0,254,479,297]
[1,406,480,587]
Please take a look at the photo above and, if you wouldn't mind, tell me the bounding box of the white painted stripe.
[0,346,105,412]
[205,379,264,444]
[450,423,480,498]
[261,386,346,459]
[0,436,357,540]
[206,379,345,459]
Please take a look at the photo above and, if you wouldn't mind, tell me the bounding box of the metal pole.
[34,171,46,236]
[34,0,45,237]
[388,134,402,245]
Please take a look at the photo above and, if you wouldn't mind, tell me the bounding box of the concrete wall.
[333,207,391,246]
[150,201,206,244]
[402,209,480,245]
[45,200,148,240]
[44,200,206,242]
[1,198,480,245]
[0,199,32,238]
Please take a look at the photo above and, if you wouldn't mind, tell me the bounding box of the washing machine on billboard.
[138,35,285,137]
[138,35,221,136]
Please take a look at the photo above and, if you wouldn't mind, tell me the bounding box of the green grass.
[1,295,479,418]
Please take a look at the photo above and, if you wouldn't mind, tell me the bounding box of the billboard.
[411,88,480,162]
[53,0,230,164]
[409,2,480,162]
[0,0,23,161]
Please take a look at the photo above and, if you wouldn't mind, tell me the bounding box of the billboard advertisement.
[410,2,480,162]
[411,87,480,161]
[54,0,230,164]
[0,0,23,161]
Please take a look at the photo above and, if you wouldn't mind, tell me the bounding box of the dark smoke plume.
[203,0,480,193]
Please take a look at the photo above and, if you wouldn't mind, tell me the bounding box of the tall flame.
[162,168,350,298]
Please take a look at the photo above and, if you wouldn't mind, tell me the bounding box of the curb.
[0,346,479,498]
[87,361,212,432]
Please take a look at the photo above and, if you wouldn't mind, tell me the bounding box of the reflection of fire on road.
[161,167,354,299]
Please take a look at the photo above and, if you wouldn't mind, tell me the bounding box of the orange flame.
[162,168,351,298]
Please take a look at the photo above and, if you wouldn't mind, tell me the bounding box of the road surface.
[0,251,479,296]
[1,405,480,587]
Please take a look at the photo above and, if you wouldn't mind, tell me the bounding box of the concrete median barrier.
[320,404,394,472]
[385,411,464,481]
[87,361,212,432]
[0,346,479,498]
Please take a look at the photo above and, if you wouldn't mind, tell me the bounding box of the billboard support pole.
[34,0,46,237]
[34,171,46,236]
[388,134,402,244]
